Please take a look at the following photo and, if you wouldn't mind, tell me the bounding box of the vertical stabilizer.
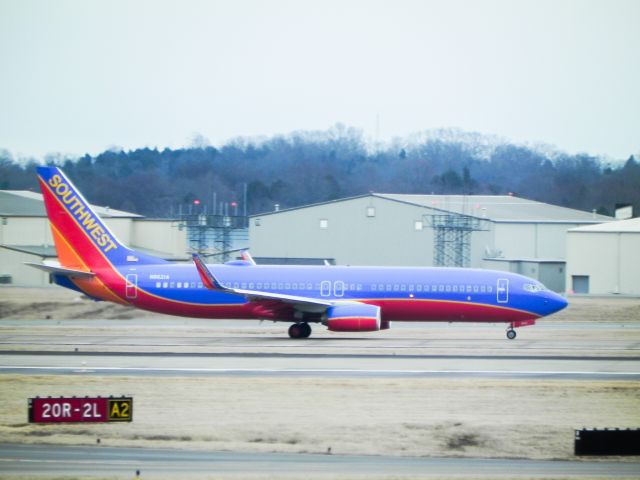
[36,166,166,271]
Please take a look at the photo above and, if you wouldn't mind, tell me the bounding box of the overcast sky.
[1,0,638,160]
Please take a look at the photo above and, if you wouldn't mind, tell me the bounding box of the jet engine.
[324,303,382,332]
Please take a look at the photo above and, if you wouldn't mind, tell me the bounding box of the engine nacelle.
[324,303,382,332]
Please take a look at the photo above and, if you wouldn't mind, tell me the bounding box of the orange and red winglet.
[240,250,256,265]
[192,253,226,291]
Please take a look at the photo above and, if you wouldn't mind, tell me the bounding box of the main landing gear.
[288,322,312,339]
[506,327,517,340]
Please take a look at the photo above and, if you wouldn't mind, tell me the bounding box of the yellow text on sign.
[108,399,132,422]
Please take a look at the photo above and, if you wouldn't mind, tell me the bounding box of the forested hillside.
[1,126,639,218]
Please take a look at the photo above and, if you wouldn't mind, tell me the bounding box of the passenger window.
[156,282,161,288]
[446,285,451,292]
[416,285,422,292]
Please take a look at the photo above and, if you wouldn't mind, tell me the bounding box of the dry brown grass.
[1,374,638,461]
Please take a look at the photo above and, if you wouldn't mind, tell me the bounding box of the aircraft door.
[320,280,331,297]
[125,274,138,300]
[497,278,509,303]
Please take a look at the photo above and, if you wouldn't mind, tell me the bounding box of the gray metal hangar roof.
[0,190,141,218]
[376,194,612,223]
[568,217,640,233]
[251,193,613,224]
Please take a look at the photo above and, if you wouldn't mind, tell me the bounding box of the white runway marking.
[2,365,639,378]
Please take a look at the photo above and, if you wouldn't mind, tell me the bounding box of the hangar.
[566,217,640,295]
[0,190,188,286]
[250,194,612,292]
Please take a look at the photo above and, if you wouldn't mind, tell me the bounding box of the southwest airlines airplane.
[29,166,567,339]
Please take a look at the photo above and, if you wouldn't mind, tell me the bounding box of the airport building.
[566,217,640,295]
[250,194,613,292]
[0,190,188,286]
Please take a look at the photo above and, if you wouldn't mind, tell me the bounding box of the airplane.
[28,166,568,340]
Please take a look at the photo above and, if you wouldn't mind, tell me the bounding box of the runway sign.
[28,397,133,423]
[575,428,640,455]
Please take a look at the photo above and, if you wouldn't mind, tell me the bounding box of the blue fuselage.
[101,263,567,323]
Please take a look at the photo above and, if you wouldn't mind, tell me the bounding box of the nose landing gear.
[505,319,536,339]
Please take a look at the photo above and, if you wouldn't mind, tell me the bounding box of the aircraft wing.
[24,262,95,279]
[192,253,334,309]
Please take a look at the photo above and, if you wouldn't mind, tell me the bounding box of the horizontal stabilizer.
[24,262,95,279]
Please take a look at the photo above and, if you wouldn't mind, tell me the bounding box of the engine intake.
[324,303,382,332]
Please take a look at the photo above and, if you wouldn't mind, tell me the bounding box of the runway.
[2,443,639,477]
[1,350,639,380]
[1,319,639,380]
[2,318,639,358]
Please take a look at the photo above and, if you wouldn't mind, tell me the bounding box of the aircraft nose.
[544,291,568,315]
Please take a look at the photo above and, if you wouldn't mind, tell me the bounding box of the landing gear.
[506,328,517,340]
[288,322,312,339]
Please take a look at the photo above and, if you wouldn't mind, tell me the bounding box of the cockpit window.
[523,283,545,292]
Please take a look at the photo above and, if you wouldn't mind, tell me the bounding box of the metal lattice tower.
[425,214,486,267]
[179,213,248,263]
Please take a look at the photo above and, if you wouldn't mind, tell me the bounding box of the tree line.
[1,125,639,219]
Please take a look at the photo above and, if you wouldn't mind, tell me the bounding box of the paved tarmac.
[1,351,639,380]
[1,443,639,477]
[1,319,639,380]
[1,319,639,355]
